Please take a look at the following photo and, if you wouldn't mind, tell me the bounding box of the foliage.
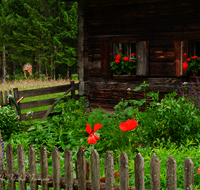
[114,82,200,146]
[176,78,200,112]
[110,50,136,75]
[127,138,200,189]
[0,0,78,82]
[1,91,200,189]
[183,53,200,72]
[0,106,24,140]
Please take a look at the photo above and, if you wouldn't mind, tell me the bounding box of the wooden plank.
[6,143,15,190]
[105,151,114,190]
[4,91,7,105]
[40,146,49,190]
[150,40,174,47]
[77,148,86,190]
[91,150,100,190]
[52,147,61,189]
[17,144,26,190]
[150,154,160,190]
[28,145,37,190]
[20,98,56,110]
[166,155,177,190]
[135,153,144,190]
[149,62,175,76]
[21,110,47,121]
[119,152,129,190]
[136,41,149,76]
[18,84,72,98]
[64,148,73,190]
[0,91,3,106]
[184,157,194,190]
[78,0,85,96]
[101,41,111,76]
[0,132,5,190]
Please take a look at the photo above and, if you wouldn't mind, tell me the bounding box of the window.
[114,42,136,60]
[112,42,136,76]
[194,41,200,57]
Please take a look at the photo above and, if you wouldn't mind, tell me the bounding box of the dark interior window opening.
[195,41,200,57]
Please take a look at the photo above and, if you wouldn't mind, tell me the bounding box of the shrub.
[0,106,23,140]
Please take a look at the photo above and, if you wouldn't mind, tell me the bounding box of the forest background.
[0,0,78,83]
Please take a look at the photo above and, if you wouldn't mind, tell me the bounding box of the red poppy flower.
[115,55,121,60]
[192,55,197,59]
[86,123,102,144]
[115,59,120,64]
[183,62,188,69]
[124,57,129,61]
[119,119,138,132]
[184,53,187,56]
[131,53,136,57]
[197,166,200,174]
[119,49,122,52]
[186,58,190,61]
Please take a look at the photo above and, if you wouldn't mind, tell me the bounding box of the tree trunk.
[55,46,58,80]
[1,46,6,83]
[38,55,42,76]
[51,52,55,80]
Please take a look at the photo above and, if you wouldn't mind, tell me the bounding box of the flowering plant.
[110,50,136,75]
[183,53,200,72]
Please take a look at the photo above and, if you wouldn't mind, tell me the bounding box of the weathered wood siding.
[82,0,199,109]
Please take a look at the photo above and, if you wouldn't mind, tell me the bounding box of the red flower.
[186,58,190,61]
[184,53,187,56]
[131,53,136,57]
[198,166,200,174]
[86,123,102,144]
[119,49,122,52]
[115,59,120,64]
[192,55,197,59]
[124,57,129,61]
[119,119,138,132]
[115,55,121,60]
[183,62,188,69]
[129,59,133,62]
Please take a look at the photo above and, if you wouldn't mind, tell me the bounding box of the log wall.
[82,0,199,109]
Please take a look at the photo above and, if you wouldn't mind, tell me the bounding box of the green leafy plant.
[183,53,200,72]
[110,50,136,75]
[0,106,24,140]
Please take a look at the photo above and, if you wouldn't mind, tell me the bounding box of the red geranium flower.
[192,55,197,59]
[119,119,138,132]
[197,165,200,174]
[131,53,136,57]
[183,62,188,69]
[115,55,121,60]
[124,57,129,61]
[86,123,102,144]
[115,59,120,64]
[187,58,190,61]
[119,49,122,52]
[184,53,187,56]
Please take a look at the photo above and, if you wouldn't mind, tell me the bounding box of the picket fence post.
[91,149,100,190]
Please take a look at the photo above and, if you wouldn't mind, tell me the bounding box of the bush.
[0,106,23,140]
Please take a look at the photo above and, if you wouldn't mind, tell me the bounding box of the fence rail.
[0,141,195,190]
[0,81,79,121]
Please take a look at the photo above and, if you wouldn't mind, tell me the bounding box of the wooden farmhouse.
[60,0,200,110]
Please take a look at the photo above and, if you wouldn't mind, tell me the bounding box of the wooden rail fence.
[0,81,79,121]
[0,142,195,190]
